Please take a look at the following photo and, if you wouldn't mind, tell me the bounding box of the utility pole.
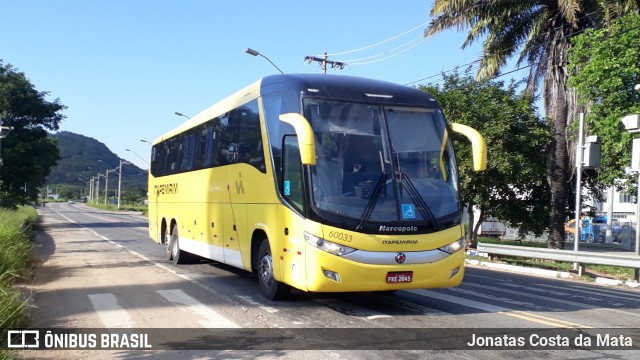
[118,159,131,209]
[305,52,346,74]
[0,115,11,167]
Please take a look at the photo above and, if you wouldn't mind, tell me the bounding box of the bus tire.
[169,226,190,264]
[257,239,290,300]
[164,226,172,261]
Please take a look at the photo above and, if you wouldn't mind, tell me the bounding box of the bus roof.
[260,73,439,106]
[152,74,440,144]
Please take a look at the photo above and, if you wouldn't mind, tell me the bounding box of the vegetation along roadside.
[0,206,37,360]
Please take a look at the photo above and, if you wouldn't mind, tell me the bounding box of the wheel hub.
[260,254,273,287]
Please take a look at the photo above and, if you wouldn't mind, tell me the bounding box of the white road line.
[407,289,592,328]
[535,283,640,300]
[313,298,393,320]
[407,289,510,312]
[463,282,606,310]
[463,282,640,319]
[157,289,240,328]
[235,295,279,314]
[449,287,550,311]
[464,273,511,282]
[87,293,137,328]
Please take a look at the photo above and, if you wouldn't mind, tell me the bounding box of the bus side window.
[180,129,196,172]
[282,136,304,213]
[240,101,265,172]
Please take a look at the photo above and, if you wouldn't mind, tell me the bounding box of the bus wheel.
[257,239,290,300]
[169,226,190,264]
[164,226,172,261]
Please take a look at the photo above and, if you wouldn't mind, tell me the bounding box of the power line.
[405,10,606,86]
[339,35,426,64]
[346,37,429,66]
[321,21,429,57]
[413,20,640,94]
[305,20,430,73]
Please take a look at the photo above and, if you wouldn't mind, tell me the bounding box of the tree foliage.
[568,12,640,192]
[424,0,639,248]
[421,72,550,240]
[0,61,66,208]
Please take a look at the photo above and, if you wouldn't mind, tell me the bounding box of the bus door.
[277,135,310,290]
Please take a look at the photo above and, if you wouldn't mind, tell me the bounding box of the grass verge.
[84,201,148,215]
[0,206,36,360]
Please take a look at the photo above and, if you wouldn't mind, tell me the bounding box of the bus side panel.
[222,203,247,269]
[275,205,315,292]
[148,177,181,244]
[201,201,225,262]
[245,203,279,273]
[181,201,200,245]
[148,190,160,243]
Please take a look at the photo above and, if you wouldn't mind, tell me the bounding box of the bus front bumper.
[303,246,465,292]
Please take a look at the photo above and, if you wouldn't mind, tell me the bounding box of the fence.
[498,222,636,251]
[476,242,640,281]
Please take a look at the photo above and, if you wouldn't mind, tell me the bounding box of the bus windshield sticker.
[284,181,291,196]
[401,204,416,219]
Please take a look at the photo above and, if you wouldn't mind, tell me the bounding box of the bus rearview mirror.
[279,113,317,166]
[450,123,487,172]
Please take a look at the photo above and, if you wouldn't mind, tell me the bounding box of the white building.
[592,186,637,223]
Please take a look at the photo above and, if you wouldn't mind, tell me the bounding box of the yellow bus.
[148,74,486,300]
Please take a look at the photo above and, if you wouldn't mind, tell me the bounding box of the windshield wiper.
[400,172,442,230]
[355,172,388,231]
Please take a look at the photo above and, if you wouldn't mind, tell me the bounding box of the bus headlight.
[438,238,465,254]
[304,232,356,256]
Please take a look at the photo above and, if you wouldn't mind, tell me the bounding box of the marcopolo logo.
[378,225,418,233]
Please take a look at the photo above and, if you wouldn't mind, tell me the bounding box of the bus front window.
[385,107,460,220]
[304,99,460,231]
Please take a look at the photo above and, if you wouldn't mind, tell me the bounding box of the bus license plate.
[386,271,413,283]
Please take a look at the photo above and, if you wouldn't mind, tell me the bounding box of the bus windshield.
[305,99,460,231]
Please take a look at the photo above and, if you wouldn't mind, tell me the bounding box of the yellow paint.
[450,122,487,171]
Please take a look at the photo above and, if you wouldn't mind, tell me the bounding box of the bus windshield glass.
[305,99,460,230]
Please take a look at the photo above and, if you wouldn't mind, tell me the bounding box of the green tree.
[568,13,640,192]
[424,0,639,248]
[0,61,65,208]
[422,72,549,241]
[122,189,143,206]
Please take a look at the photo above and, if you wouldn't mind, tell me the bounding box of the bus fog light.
[322,270,341,282]
[449,266,461,279]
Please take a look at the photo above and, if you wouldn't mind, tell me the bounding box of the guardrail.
[476,243,640,281]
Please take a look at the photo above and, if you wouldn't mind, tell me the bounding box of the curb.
[464,257,640,289]
[465,258,571,279]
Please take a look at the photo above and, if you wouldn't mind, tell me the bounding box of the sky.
[0,1,527,171]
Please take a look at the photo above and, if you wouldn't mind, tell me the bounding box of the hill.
[46,131,148,195]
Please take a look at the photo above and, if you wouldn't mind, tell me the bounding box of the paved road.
[14,202,640,359]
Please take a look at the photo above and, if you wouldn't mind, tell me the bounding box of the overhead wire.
[411,19,640,94]
[319,21,430,57]
[404,10,604,87]
[341,36,428,65]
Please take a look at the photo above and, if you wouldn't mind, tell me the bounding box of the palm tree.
[425,0,639,248]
